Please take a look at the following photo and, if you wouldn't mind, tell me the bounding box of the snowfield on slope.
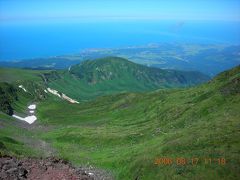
[12,104,37,124]
[28,104,36,110]
[47,88,79,104]
[12,114,37,124]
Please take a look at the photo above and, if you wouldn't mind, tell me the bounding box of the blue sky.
[0,0,240,22]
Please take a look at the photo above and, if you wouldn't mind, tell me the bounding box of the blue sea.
[0,20,240,60]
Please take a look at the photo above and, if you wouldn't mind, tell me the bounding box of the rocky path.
[0,156,114,180]
[0,156,94,180]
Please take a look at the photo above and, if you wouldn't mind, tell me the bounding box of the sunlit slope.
[38,66,240,179]
[0,67,51,83]
[0,112,40,157]
[46,57,209,101]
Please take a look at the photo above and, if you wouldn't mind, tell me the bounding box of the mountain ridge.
[46,56,209,100]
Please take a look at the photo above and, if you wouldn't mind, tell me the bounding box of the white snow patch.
[47,88,79,104]
[88,172,94,176]
[18,85,27,92]
[28,104,36,110]
[47,88,61,98]
[62,94,79,104]
[12,114,37,124]
[12,104,37,124]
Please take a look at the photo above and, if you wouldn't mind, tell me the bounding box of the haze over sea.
[1,0,240,61]
[1,20,240,61]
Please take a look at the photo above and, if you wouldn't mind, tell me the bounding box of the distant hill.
[67,43,240,76]
[0,44,239,76]
[0,57,81,70]
[45,57,209,100]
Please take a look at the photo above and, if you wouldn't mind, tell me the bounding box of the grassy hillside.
[0,68,50,117]
[46,57,209,100]
[0,67,50,97]
[0,68,53,157]
[0,67,50,83]
[35,66,239,179]
[0,112,40,157]
[0,64,239,179]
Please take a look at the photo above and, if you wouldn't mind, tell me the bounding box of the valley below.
[0,57,240,180]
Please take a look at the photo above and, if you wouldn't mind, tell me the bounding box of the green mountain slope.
[35,65,239,179]
[0,68,50,116]
[0,64,239,179]
[46,57,209,100]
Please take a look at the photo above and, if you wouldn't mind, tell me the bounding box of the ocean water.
[0,20,240,60]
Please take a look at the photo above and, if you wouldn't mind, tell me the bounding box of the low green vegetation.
[46,57,209,101]
[0,112,39,157]
[0,68,50,157]
[0,67,50,83]
[0,60,239,179]
[36,66,239,179]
